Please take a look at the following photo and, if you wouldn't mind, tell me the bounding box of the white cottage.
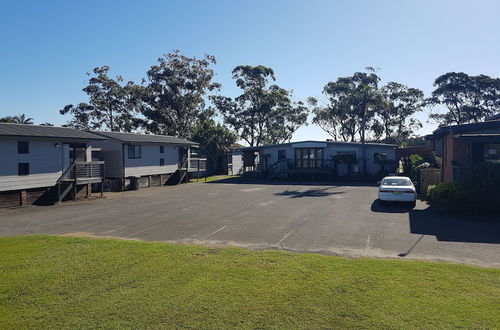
[0,123,106,207]
[240,140,397,180]
[92,131,202,190]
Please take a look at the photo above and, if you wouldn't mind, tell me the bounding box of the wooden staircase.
[38,161,105,205]
[266,159,287,180]
[167,156,189,185]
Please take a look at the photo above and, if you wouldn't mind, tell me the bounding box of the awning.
[454,134,500,143]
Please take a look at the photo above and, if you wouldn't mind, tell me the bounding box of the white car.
[378,176,417,207]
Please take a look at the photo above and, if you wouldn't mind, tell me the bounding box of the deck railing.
[189,158,207,171]
[73,161,105,180]
[56,161,105,203]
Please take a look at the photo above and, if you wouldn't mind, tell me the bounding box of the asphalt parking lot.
[1,179,499,267]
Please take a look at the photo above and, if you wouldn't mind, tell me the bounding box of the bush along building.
[0,123,106,207]
[238,140,397,181]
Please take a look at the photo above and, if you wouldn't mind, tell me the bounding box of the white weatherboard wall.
[124,144,180,177]
[231,154,243,175]
[365,146,396,174]
[262,146,293,164]
[0,139,63,191]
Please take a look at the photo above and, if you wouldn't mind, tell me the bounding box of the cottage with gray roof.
[0,123,106,207]
[91,131,203,190]
[238,140,397,180]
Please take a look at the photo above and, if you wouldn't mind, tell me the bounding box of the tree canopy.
[191,119,238,171]
[211,65,307,146]
[0,114,34,124]
[60,66,139,131]
[428,72,500,125]
[372,82,424,144]
[139,51,220,138]
[311,71,380,142]
[312,71,425,144]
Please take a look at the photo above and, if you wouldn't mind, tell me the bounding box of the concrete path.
[1,179,499,267]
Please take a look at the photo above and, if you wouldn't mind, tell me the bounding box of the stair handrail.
[57,163,76,183]
[56,163,75,203]
[177,156,189,184]
[266,159,287,179]
[178,155,189,170]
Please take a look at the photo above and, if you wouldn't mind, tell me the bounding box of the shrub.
[460,163,500,215]
[429,182,468,213]
[428,164,500,215]
[426,184,436,201]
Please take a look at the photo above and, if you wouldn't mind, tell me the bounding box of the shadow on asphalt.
[371,200,500,244]
[409,207,500,244]
[370,200,414,213]
[206,177,377,187]
[275,187,345,198]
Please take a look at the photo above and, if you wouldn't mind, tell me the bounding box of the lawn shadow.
[275,187,345,198]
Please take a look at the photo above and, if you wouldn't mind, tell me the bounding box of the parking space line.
[201,226,227,240]
[364,235,372,256]
[124,223,166,238]
[277,230,294,248]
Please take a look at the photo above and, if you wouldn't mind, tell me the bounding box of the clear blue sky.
[1,0,499,141]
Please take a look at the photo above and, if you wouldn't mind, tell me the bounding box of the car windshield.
[381,178,412,186]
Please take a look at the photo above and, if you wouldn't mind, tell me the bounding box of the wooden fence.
[419,168,441,195]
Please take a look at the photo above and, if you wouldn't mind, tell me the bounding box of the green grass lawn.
[1,236,499,329]
[189,174,239,183]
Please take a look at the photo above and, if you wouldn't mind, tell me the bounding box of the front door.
[179,147,188,163]
[69,143,87,163]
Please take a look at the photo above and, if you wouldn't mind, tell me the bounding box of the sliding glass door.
[294,148,324,168]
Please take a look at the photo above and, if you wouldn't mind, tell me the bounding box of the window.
[160,145,164,153]
[294,148,324,168]
[484,144,500,163]
[160,158,165,166]
[18,163,29,176]
[128,145,142,159]
[374,152,388,162]
[278,150,286,160]
[18,141,29,154]
[381,178,412,186]
[335,151,357,161]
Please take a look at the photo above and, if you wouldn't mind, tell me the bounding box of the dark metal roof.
[432,120,500,137]
[240,140,397,151]
[0,123,106,140]
[92,131,198,146]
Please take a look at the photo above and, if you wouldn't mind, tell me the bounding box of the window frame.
[484,143,500,162]
[18,163,30,176]
[127,145,142,159]
[17,141,29,154]
[374,152,388,162]
[294,148,324,168]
